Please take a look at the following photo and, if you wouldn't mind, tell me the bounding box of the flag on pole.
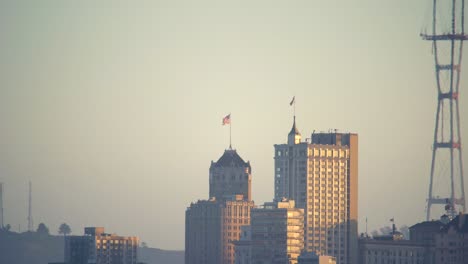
[222,114,231,125]
[289,96,295,106]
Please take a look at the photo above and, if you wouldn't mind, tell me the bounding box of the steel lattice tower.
[422,0,467,220]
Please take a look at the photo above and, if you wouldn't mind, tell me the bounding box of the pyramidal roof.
[289,116,301,136]
[213,149,250,168]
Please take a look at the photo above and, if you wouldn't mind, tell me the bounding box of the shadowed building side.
[185,199,222,264]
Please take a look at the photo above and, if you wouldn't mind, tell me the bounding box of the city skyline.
[1,0,467,250]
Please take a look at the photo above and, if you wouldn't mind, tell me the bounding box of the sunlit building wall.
[65,227,138,264]
[274,118,358,264]
[250,199,304,264]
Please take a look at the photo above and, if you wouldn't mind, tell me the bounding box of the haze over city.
[0,0,467,251]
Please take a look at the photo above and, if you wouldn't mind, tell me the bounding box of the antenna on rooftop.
[28,181,33,232]
[0,183,4,229]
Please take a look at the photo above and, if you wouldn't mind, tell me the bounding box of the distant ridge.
[0,229,184,264]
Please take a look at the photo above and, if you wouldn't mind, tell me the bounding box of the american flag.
[222,114,231,125]
[290,96,295,106]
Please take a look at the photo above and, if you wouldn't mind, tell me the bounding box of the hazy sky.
[0,1,467,250]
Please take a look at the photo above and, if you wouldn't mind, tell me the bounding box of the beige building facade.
[250,199,304,264]
[185,196,254,264]
[274,118,358,264]
[65,227,138,264]
[298,252,337,264]
[186,149,254,264]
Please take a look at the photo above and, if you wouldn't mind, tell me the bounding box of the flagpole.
[294,98,296,118]
[229,115,232,149]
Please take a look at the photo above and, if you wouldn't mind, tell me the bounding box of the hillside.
[0,230,184,264]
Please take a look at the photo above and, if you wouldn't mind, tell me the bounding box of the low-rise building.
[297,252,336,264]
[65,227,138,264]
[434,214,468,264]
[250,199,304,264]
[233,226,252,264]
[359,237,427,264]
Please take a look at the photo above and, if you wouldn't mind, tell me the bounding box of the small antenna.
[28,181,33,232]
[0,183,4,229]
[365,217,368,236]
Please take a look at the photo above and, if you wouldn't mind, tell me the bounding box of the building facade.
[250,199,304,264]
[434,214,468,264]
[65,227,138,264]
[358,238,427,264]
[298,252,337,264]
[274,118,358,264]
[186,149,254,264]
[185,199,223,264]
[357,219,449,264]
[233,225,252,264]
[210,149,252,201]
[185,195,254,264]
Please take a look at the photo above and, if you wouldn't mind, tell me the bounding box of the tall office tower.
[65,227,139,264]
[186,149,254,264]
[250,199,304,264]
[274,118,358,264]
[185,195,254,264]
[210,149,252,201]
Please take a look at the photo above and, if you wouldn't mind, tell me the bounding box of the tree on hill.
[58,223,71,236]
[37,223,49,235]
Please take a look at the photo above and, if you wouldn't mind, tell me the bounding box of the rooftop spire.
[288,116,301,145]
[289,116,301,136]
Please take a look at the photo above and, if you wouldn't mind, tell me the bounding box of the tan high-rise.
[185,149,254,264]
[274,118,358,264]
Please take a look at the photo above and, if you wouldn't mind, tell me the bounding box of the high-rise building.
[65,227,139,264]
[274,117,358,264]
[185,195,254,264]
[186,149,254,264]
[210,149,252,201]
[250,199,304,264]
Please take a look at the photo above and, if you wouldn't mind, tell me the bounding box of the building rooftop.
[288,117,301,136]
[409,220,444,230]
[441,214,468,233]
[212,149,250,168]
